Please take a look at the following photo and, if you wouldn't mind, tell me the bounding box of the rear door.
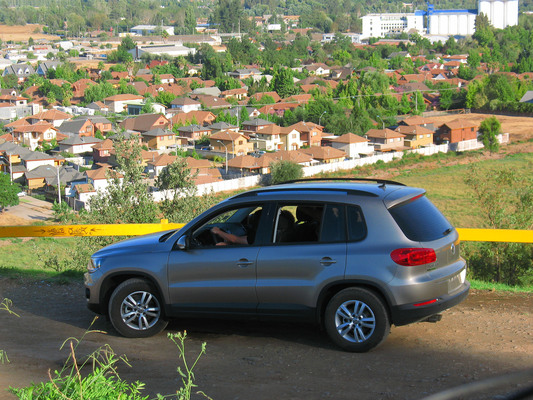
[255,203,347,319]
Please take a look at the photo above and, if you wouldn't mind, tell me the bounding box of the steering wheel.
[211,227,227,245]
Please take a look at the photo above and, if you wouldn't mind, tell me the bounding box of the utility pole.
[56,165,61,205]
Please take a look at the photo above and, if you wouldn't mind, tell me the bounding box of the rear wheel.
[108,278,168,338]
[324,288,390,352]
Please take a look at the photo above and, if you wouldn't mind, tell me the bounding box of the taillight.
[391,248,436,266]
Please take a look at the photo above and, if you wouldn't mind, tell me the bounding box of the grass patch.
[470,278,533,293]
[0,266,83,283]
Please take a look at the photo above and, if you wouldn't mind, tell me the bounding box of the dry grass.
[0,24,60,41]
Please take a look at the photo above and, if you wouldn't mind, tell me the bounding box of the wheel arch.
[316,280,393,325]
[99,272,167,317]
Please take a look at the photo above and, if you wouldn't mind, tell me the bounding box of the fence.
[0,221,531,243]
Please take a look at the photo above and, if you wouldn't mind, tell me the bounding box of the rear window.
[389,195,453,242]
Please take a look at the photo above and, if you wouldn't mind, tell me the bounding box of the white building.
[363,0,518,39]
[427,9,477,36]
[130,25,175,36]
[478,0,519,29]
[129,44,196,60]
[362,12,425,39]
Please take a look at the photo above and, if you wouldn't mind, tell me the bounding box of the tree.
[270,67,297,99]
[87,137,158,224]
[156,157,217,223]
[269,160,303,185]
[479,116,501,154]
[464,166,533,285]
[0,173,19,213]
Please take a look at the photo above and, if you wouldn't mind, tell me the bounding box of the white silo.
[493,0,505,28]
[505,0,519,26]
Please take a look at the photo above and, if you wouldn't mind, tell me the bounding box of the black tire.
[324,288,390,352]
[108,278,168,338]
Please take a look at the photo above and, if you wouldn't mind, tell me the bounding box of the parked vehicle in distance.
[17,191,26,197]
[85,179,469,352]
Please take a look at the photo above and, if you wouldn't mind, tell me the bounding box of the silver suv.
[85,179,469,352]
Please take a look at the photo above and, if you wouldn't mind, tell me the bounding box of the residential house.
[87,116,113,134]
[71,183,96,206]
[141,128,176,150]
[92,138,114,164]
[258,102,299,117]
[398,115,435,131]
[288,121,323,147]
[248,91,281,104]
[365,129,406,152]
[72,79,96,103]
[176,124,212,142]
[169,110,216,127]
[86,166,123,192]
[192,94,231,110]
[58,118,96,138]
[58,135,103,154]
[210,130,254,157]
[12,122,60,151]
[331,133,374,158]
[36,61,62,77]
[2,63,36,83]
[28,109,72,127]
[170,97,202,113]
[103,94,144,113]
[395,125,434,149]
[145,153,177,178]
[435,119,478,144]
[241,118,275,133]
[227,154,271,175]
[519,91,533,103]
[207,122,239,134]
[159,74,175,84]
[304,63,330,76]
[119,113,170,133]
[220,88,248,101]
[262,150,314,166]
[299,146,346,163]
[253,125,301,151]
[20,150,57,174]
[186,157,223,184]
[228,106,260,120]
[227,68,262,79]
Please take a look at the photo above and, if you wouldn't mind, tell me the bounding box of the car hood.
[92,230,177,257]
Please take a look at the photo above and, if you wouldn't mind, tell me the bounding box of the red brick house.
[436,119,479,144]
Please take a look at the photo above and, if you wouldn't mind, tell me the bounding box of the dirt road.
[1,279,532,400]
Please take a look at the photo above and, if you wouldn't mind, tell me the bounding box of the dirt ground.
[0,280,532,400]
[0,113,532,399]
[0,24,60,42]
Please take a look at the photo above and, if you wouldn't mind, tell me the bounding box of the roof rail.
[276,177,406,187]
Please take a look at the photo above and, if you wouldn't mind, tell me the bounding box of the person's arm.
[211,227,248,245]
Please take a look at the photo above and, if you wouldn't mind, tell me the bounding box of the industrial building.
[361,0,519,39]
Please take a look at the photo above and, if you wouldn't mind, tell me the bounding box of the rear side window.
[389,195,453,242]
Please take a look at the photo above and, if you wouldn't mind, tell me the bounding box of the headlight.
[87,258,101,273]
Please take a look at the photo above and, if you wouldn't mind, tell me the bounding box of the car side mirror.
[176,235,189,250]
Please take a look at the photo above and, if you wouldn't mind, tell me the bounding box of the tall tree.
[479,116,501,154]
[88,137,158,224]
[0,173,19,213]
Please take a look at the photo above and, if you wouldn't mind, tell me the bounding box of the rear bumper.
[390,280,470,326]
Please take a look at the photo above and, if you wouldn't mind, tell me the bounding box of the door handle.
[320,257,337,266]
[237,259,253,268]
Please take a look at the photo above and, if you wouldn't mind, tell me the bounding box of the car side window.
[272,203,345,244]
[347,205,367,242]
[190,205,263,247]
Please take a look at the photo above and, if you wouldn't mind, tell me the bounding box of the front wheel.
[324,288,390,352]
[108,278,168,338]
